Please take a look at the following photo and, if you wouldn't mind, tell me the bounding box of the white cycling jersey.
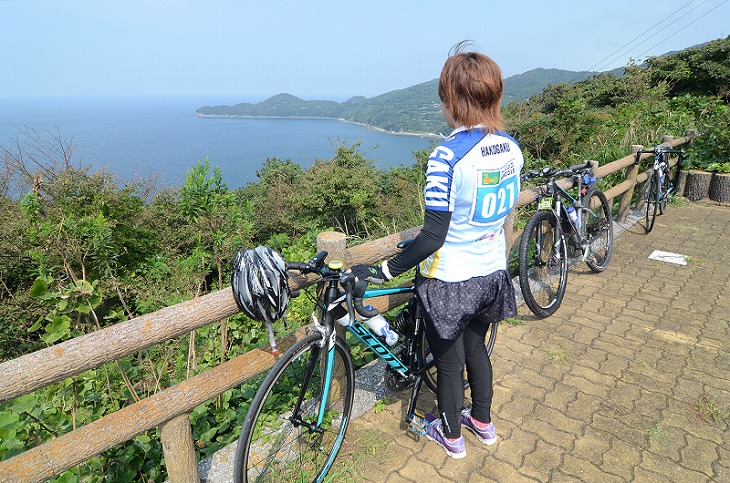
[419,126,524,282]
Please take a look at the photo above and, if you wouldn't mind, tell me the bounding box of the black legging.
[425,317,493,439]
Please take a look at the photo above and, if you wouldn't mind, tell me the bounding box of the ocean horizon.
[0,96,435,191]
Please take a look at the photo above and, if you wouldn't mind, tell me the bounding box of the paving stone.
[602,438,643,480]
[680,433,721,477]
[641,450,711,482]
[520,417,575,450]
[542,382,579,412]
[520,439,564,482]
[559,453,624,483]
[566,392,604,424]
[487,455,537,482]
[571,427,611,466]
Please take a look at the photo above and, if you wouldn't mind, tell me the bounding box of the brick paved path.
[342,202,730,482]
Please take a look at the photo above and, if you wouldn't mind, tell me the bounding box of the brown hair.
[438,41,504,132]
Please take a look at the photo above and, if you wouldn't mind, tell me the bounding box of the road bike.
[634,145,684,233]
[518,161,614,318]
[233,245,498,482]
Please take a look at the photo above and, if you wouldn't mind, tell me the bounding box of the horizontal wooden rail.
[0,289,239,404]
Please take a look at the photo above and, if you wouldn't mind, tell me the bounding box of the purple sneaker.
[425,413,466,459]
[461,408,497,445]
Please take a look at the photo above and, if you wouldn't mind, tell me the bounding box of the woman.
[350,42,523,458]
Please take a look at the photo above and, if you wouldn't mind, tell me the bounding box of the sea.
[0,96,436,191]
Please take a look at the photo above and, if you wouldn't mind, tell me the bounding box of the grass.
[545,348,572,364]
[326,428,394,480]
[647,423,666,440]
[691,394,729,424]
[505,317,523,327]
[667,195,689,208]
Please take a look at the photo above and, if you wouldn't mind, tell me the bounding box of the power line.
[579,0,704,76]
[636,0,729,59]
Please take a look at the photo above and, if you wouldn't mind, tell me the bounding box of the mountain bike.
[518,161,614,318]
[634,145,684,233]
[233,246,498,482]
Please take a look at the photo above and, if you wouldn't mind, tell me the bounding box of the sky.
[1,0,728,102]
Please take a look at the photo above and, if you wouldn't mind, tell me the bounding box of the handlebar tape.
[353,280,380,318]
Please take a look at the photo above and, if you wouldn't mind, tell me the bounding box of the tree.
[647,36,730,99]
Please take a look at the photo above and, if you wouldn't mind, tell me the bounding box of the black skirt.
[415,269,516,341]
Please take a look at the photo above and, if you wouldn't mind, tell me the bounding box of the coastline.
[194,113,444,139]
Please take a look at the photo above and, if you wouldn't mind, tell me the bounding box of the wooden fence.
[0,131,695,482]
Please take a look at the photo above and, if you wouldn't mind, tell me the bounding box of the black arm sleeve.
[386,209,451,278]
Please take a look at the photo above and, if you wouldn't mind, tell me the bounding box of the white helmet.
[231,246,290,324]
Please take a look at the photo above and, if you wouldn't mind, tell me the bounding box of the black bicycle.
[518,161,614,318]
[234,245,497,482]
[634,145,684,233]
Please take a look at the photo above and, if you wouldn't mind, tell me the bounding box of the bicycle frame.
[635,145,684,191]
[311,278,431,434]
[536,176,592,250]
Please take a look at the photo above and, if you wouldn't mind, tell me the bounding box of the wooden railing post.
[504,209,518,259]
[316,231,348,399]
[317,231,348,266]
[316,230,348,338]
[160,413,198,482]
[618,145,642,222]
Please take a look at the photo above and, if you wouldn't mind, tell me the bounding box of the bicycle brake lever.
[339,274,357,326]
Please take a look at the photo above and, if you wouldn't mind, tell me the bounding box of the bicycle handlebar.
[286,252,379,321]
[634,145,685,165]
[521,160,594,181]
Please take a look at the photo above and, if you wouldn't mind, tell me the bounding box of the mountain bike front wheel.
[659,167,672,215]
[518,210,568,318]
[234,333,355,483]
[583,189,614,273]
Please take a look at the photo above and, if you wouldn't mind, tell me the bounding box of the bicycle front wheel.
[659,167,671,215]
[645,172,660,233]
[518,210,568,318]
[584,189,614,273]
[234,333,355,483]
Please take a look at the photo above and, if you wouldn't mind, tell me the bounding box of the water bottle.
[566,205,579,225]
[336,313,353,327]
[362,305,399,346]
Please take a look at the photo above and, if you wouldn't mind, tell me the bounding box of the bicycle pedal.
[408,411,429,436]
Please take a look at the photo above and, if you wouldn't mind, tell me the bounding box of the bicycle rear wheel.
[518,210,568,318]
[645,172,660,233]
[234,333,355,483]
[583,189,614,273]
[419,321,498,394]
